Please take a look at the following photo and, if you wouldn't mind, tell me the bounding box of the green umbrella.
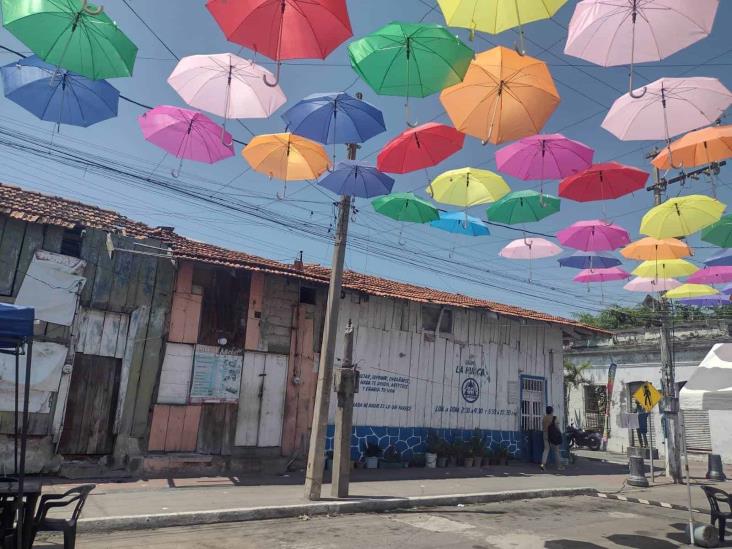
[486,190,560,225]
[2,0,138,80]
[372,192,439,223]
[702,214,732,248]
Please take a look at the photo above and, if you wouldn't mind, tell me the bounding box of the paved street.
[34,495,727,549]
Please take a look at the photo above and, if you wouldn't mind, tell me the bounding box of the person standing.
[637,404,649,449]
[541,406,564,471]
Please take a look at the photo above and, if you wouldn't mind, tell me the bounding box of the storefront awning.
[680,343,732,411]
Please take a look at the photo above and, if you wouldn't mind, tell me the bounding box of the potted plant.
[496,444,511,466]
[363,442,381,469]
[410,453,426,468]
[436,439,449,468]
[425,430,440,469]
[481,447,493,467]
[380,445,403,469]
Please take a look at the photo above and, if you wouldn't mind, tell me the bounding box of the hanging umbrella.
[688,266,732,285]
[430,212,490,236]
[621,237,692,261]
[573,267,630,283]
[701,214,732,248]
[243,132,331,181]
[624,277,681,293]
[206,0,353,86]
[678,295,731,307]
[138,106,234,175]
[565,0,719,93]
[282,92,385,145]
[632,259,698,279]
[427,168,510,208]
[2,0,138,80]
[0,55,118,128]
[440,46,560,144]
[499,238,562,259]
[377,123,465,174]
[558,162,649,202]
[641,195,725,239]
[486,190,560,225]
[558,251,621,270]
[372,192,439,223]
[557,220,630,252]
[495,133,594,182]
[652,125,732,170]
[705,249,732,267]
[722,284,732,295]
[665,284,719,300]
[167,53,287,121]
[318,161,393,198]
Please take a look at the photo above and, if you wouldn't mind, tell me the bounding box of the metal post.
[680,412,696,545]
[332,320,357,498]
[649,411,655,484]
[17,339,32,549]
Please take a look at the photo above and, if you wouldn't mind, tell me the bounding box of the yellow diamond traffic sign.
[633,382,662,412]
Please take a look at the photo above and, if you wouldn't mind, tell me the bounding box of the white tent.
[680,343,732,411]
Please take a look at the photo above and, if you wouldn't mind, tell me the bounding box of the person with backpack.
[541,406,565,471]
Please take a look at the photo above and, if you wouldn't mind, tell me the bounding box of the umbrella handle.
[81,0,104,15]
[264,62,281,87]
[629,86,647,99]
[405,99,418,128]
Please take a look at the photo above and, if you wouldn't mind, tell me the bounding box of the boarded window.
[421,306,453,334]
[193,265,250,347]
[60,226,83,258]
[583,385,607,431]
[299,286,317,305]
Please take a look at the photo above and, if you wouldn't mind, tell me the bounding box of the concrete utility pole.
[332,320,358,498]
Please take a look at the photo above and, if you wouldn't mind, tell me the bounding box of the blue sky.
[1,0,731,319]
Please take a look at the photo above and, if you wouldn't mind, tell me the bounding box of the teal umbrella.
[486,190,560,225]
[372,192,439,223]
[702,214,732,248]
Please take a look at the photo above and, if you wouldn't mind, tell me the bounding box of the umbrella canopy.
[705,249,732,267]
[558,251,621,270]
[167,54,286,120]
[558,162,649,202]
[430,212,490,236]
[282,92,385,145]
[573,267,630,283]
[2,0,138,80]
[701,214,732,248]
[427,168,510,208]
[0,303,34,349]
[486,190,560,225]
[665,283,719,299]
[632,259,698,279]
[499,238,562,260]
[138,106,234,164]
[602,78,732,141]
[556,220,630,252]
[437,0,566,35]
[495,133,594,181]
[722,284,732,295]
[641,195,725,239]
[440,46,560,144]
[688,266,732,285]
[679,295,731,307]
[621,237,692,261]
[652,125,732,170]
[372,192,439,223]
[377,123,465,174]
[318,161,393,198]
[0,55,118,128]
[243,132,331,181]
[679,344,732,411]
[624,277,681,293]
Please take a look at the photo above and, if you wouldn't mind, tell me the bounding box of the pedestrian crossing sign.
[633,382,662,412]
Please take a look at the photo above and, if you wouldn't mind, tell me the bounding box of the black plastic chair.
[31,484,95,549]
[701,485,732,543]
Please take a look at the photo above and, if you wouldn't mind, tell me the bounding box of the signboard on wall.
[190,345,243,402]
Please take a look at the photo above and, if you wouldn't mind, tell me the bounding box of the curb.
[77,487,597,533]
[595,492,708,514]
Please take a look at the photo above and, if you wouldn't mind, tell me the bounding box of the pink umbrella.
[624,277,681,293]
[687,266,732,285]
[574,267,630,283]
[557,220,630,252]
[495,133,594,182]
[499,238,562,260]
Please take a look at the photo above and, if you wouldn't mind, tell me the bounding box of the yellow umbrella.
[437,0,567,36]
[427,167,510,207]
[243,133,331,181]
[440,46,560,144]
[665,284,719,300]
[652,125,732,170]
[620,237,692,261]
[632,259,698,279]
[640,195,725,239]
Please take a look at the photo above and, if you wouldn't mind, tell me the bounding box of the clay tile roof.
[0,183,606,335]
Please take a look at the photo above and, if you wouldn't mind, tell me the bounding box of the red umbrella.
[206,0,353,86]
[377,123,465,174]
[558,162,649,202]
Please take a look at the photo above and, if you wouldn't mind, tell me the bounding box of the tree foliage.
[572,301,730,330]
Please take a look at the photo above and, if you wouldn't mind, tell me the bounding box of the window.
[520,377,545,431]
[299,286,317,305]
[583,385,607,431]
[421,306,453,334]
[60,226,83,258]
[193,265,250,347]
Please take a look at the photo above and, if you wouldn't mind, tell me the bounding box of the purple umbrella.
[318,161,394,198]
[557,220,631,252]
[722,284,732,295]
[574,267,631,283]
[558,251,621,270]
[678,295,731,307]
[496,133,594,182]
[705,249,732,267]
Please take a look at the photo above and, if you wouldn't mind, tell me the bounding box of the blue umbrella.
[678,295,732,307]
[1,56,119,128]
[318,161,394,198]
[430,211,490,236]
[558,251,622,270]
[704,248,732,267]
[722,284,732,295]
[282,92,386,145]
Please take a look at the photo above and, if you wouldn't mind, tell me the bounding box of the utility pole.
[332,320,358,498]
[304,97,361,500]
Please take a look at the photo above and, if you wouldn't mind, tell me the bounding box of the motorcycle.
[566,424,602,450]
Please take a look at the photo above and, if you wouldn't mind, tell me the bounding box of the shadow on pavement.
[545,540,606,548]
[606,533,677,548]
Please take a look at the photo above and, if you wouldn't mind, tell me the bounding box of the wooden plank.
[258,354,288,447]
[220,403,237,455]
[0,412,50,436]
[157,343,194,404]
[81,310,105,356]
[113,306,146,434]
[114,314,130,359]
[164,405,187,452]
[235,352,265,446]
[175,261,193,294]
[244,272,264,351]
[90,230,115,310]
[51,367,73,442]
[108,235,135,312]
[79,229,101,306]
[100,312,122,358]
[197,404,224,454]
[12,223,44,297]
[147,404,170,452]
[168,292,202,344]
[42,225,65,253]
[180,405,202,451]
[0,218,26,296]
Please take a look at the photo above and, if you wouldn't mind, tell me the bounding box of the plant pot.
[365,456,379,469]
[463,457,474,467]
[437,457,448,468]
[448,457,457,467]
[425,452,438,469]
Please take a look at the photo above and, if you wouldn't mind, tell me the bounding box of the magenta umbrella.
[574,267,630,283]
[557,220,630,252]
[139,105,235,175]
[687,266,732,285]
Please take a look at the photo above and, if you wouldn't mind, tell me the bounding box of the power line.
[121,0,180,61]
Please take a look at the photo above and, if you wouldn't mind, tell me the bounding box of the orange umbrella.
[243,133,331,181]
[620,237,692,261]
[652,125,732,170]
[439,46,560,144]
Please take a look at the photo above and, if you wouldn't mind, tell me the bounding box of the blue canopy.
[705,249,732,267]
[0,303,34,349]
[558,251,622,270]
